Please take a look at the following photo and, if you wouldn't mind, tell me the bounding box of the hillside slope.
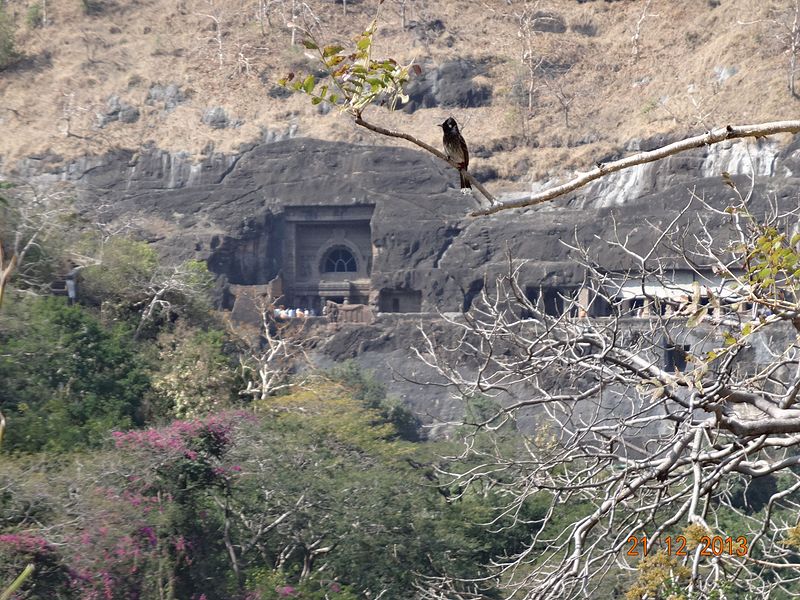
[0,0,797,189]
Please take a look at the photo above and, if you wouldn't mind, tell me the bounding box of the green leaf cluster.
[747,227,800,291]
[278,18,416,114]
[694,211,800,368]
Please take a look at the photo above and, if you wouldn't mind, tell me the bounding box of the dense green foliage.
[0,240,531,598]
[0,378,532,598]
[0,297,151,452]
[0,232,226,451]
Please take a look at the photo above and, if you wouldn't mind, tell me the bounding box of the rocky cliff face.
[10,134,800,426]
[61,139,475,309]
[59,135,800,312]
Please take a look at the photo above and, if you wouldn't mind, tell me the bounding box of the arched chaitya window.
[323,247,357,273]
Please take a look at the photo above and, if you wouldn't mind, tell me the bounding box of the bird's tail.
[460,169,472,189]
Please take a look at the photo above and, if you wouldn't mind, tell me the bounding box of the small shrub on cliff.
[0,7,16,70]
[26,3,44,28]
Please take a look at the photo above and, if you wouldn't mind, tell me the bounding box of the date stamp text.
[626,535,748,557]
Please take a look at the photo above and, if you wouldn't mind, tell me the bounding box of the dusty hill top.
[0,0,796,190]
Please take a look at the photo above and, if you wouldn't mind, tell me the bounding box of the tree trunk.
[0,253,18,309]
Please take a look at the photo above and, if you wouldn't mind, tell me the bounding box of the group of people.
[273,306,316,319]
[272,300,349,323]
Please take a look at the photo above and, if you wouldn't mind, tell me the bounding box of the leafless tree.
[741,0,800,98]
[196,0,226,69]
[514,1,543,117]
[776,0,799,97]
[255,0,284,33]
[630,0,657,61]
[412,175,800,598]
[229,291,313,402]
[132,261,213,339]
[536,62,575,128]
[234,39,256,76]
[58,91,92,139]
[285,0,320,47]
[0,181,72,309]
[396,0,408,29]
[513,4,579,131]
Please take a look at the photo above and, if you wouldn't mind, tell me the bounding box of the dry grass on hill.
[0,0,796,190]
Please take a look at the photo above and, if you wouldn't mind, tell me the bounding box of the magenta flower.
[139,526,157,547]
[0,533,50,553]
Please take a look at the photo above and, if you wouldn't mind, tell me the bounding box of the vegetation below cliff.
[0,242,494,598]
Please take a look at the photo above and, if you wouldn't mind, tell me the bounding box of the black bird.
[439,117,471,189]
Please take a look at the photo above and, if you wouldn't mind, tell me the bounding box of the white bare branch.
[420,186,800,596]
[471,120,800,216]
[228,290,314,402]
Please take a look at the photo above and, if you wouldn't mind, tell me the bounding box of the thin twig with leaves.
[278,6,498,206]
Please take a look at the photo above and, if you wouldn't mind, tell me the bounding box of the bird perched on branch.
[439,117,471,190]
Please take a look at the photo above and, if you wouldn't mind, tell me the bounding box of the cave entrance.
[379,289,422,313]
[522,285,579,318]
[284,204,375,312]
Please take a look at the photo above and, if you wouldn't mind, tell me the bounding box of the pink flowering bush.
[1,379,505,600]
[92,412,250,598]
[245,570,357,600]
[0,533,73,597]
[0,412,250,599]
[112,412,245,499]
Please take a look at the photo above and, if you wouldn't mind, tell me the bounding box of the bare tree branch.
[417,184,800,597]
[353,113,498,205]
[470,120,800,216]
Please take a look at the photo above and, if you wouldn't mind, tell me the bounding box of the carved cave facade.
[282,205,374,312]
[214,204,430,321]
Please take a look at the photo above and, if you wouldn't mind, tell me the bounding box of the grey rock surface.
[12,134,800,426]
[531,11,567,33]
[62,136,800,311]
[202,106,232,129]
[401,59,492,113]
[97,95,140,127]
[146,83,187,111]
